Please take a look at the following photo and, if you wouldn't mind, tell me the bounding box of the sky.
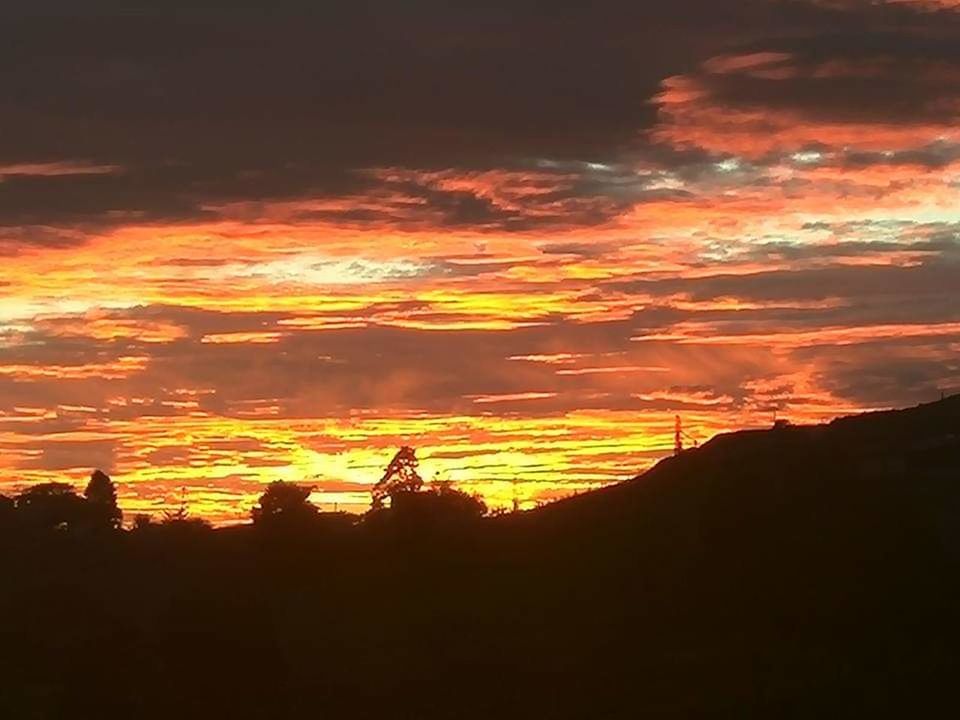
[2,0,959,523]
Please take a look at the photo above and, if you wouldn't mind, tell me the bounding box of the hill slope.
[537,393,959,524]
[488,395,960,715]
[1,397,958,718]
[524,394,960,565]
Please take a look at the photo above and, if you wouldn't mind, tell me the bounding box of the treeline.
[0,467,488,537]
[0,470,121,535]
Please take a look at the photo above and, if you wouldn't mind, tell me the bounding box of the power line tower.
[674,415,699,455]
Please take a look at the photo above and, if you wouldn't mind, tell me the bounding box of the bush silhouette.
[252,481,317,528]
[14,482,87,532]
[386,481,487,527]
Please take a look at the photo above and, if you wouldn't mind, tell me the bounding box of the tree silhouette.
[163,506,188,523]
[162,487,192,524]
[252,481,317,527]
[84,469,122,531]
[159,497,211,533]
[144,489,211,534]
[371,446,423,509]
[14,482,86,531]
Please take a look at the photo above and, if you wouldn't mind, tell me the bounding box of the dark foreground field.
[2,397,959,718]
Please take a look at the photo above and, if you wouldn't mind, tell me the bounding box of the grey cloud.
[613,256,960,305]
[18,437,118,473]
[815,345,960,406]
[0,0,894,241]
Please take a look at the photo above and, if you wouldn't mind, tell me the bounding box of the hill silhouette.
[0,397,958,718]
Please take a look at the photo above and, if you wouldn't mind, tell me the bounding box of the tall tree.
[85,469,122,530]
[371,446,423,510]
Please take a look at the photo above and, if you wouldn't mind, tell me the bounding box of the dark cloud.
[815,345,960,406]
[4,0,960,513]
[539,242,615,259]
[0,2,807,237]
[0,1,955,238]
[19,437,117,473]
[659,26,960,146]
[842,141,960,169]
[613,256,960,306]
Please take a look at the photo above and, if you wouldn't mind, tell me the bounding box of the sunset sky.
[2,1,959,523]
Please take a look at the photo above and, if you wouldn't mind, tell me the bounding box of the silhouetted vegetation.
[371,445,424,509]
[85,469,122,531]
[381,480,488,528]
[158,505,212,532]
[5,470,123,535]
[14,482,88,532]
[252,480,317,527]
[1,397,959,718]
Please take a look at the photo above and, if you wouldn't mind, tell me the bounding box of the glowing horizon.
[2,1,959,523]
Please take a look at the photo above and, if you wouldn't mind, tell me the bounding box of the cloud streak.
[1,2,958,521]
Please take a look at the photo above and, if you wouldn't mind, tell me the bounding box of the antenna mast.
[674,415,699,455]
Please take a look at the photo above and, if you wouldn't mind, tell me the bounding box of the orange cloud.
[652,49,960,157]
[4,24,960,523]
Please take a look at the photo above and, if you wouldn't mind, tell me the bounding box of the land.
[1,396,958,718]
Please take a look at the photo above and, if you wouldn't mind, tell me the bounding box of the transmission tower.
[674,415,699,456]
